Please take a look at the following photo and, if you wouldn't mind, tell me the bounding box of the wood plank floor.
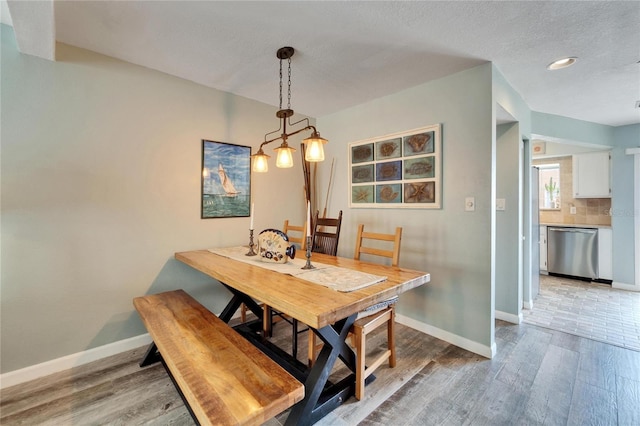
[2,319,639,425]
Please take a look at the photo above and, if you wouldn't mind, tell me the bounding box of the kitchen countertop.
[541,223,611,230]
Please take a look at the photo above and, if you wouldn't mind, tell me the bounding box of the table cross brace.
[219,285,265,324]
[217,282,360,425]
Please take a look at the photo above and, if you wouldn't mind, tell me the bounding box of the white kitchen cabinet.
[540,225,547,272]
[598,228,613,280]
[572,151,611,198]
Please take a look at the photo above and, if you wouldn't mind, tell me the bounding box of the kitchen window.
[539,163,561,210]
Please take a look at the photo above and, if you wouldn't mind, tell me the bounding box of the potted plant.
[544,177,558,208]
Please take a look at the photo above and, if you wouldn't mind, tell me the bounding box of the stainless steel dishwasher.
[547,227,598,280]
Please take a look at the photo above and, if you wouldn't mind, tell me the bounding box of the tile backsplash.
[534,156,611,226]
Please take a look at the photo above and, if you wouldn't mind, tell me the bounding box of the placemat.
[208,246,387,292]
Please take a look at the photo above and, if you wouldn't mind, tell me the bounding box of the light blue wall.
[3,16,635,375]
[495,123,522,318]
[493,66,532,137]
[317,64,495,355]
[532,111,615,147]
[1,25,308,373]
[612,124,640,285]
[492,65,532,321]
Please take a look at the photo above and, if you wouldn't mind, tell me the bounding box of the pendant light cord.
[279,56,292,111]
[279,58,283,110]
[287,56,292,110]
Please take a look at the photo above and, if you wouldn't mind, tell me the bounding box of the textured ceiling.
[4,1,640,127]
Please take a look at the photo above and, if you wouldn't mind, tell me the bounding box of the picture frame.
[349,124,442,209]
[532,141,546,155]
[201,140,251,218]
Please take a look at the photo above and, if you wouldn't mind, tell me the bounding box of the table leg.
[220,285,265,325]
[218,284,359,425]
[292,318,298,359]
[285,313,357,426]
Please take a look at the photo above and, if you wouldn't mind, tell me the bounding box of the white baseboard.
[495,310,522,324]
[0,307,244,390]
[3,311,501,388]
[612,281,640,292]
[0,333,152,389]
[396,314,496,359]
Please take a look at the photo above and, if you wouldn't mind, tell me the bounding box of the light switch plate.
[496,198,506,211]
[465,197,475,212]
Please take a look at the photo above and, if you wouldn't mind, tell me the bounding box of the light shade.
[304,133,328,162]
[252,152,270,173]
[275,144,295,168]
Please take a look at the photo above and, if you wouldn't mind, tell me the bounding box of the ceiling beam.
[6,0,55,61]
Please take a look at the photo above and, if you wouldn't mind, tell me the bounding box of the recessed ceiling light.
[547,57,578,70]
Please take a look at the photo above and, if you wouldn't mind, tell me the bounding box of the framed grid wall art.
[349,124,442,209]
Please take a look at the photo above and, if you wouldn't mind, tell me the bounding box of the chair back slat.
[354,224,402,267]
[283,220,307,250]
[311,210,342,256]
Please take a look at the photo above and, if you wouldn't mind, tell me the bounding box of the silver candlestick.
[301,235,315,269]
[245,229,257,256]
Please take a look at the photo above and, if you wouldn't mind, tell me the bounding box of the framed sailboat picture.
[201,140,251,219]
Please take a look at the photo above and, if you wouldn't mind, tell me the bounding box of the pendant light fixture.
[251,47,328,173]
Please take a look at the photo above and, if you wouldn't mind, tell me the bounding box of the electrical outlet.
[570,206,576,215]
[465,197,475,212]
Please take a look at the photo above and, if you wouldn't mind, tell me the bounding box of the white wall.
[317,64,496,355]
[0,25,309,373]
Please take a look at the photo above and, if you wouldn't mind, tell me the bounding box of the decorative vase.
[257,229,296,264]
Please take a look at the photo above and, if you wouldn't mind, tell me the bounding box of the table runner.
[208,246,387,292]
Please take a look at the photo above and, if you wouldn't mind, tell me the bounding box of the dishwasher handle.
[548,227,597,234]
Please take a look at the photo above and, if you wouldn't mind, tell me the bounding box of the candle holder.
[245,229,257,256]
[301,235,315,269]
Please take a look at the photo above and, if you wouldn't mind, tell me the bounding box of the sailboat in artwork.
[218,163,239,196]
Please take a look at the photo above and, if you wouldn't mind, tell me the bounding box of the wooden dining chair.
[308,224,403,401]
[283,219,307,251]
[353,224,402,266]
[352,224,402,400]
[310,210,343,256]
[240,219,306,328]
[303,210,343,362]
[260,219,308,339]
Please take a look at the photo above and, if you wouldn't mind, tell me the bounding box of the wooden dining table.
[175,248,430,426]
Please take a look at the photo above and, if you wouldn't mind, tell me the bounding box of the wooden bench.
[133,289,304,426]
